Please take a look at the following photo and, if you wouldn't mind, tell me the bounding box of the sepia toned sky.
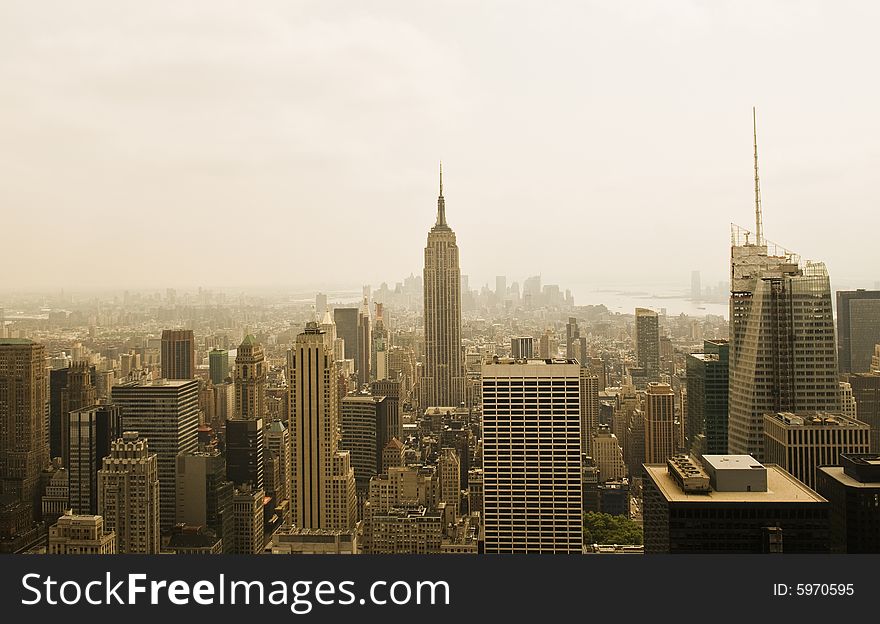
[2,1,879,297]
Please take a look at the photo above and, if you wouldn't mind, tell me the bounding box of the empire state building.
[419,164,466,408]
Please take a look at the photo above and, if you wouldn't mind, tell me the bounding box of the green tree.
[583,512,643,545]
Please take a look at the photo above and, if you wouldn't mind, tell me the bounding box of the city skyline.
[3,2,880,292]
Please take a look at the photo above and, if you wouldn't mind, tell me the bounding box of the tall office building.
[438,447,461,519]
[98,432,160,554]
[593,425,626,483]
[371,303,389,382]
[635,308,660,382]
[340,393,391,503]
[232,484,265,555]
[482,358,583,553]
[287,322,357,530]
[111,379,200,530]
[264,419,292,525]
[370,379,402,444]
[849,373,880,452]
[226,335,266,490]
[209,348,229,385]
[356,298,372,387]
[160,329,195,380]
[836,290,880,373]
[420,164,466,409]
[59,361,97,464]
[510,336,534,360]
[333,307,359,363]
[728,111,839,460]
[763,412,870,489]
[226,418,264,490]
[580,369,600,456]
[691,270,702,300]
[315,292,328,320]
[685,339,729,455]
[65,403,120,515]
[566,317,580,360]
[176,448,235,553]
[0,339,48,520]
[644,382,676,464]
[234,335,266,420]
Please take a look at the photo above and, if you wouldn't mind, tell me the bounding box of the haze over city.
[2,1,880,294]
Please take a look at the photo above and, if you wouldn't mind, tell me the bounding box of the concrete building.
[48,513,116,555]
[160,329,195,380]
[111,379,199,530]
[340,393,389,504]
[643,454,829,553]
[763,412,870,489]
[232,484,265,555]
[419,165,466,408]
[593,425,626,483]
[166,525,222,555]
[510,336,534,360]
[356,298,372,387]
[269,527,358,554]
[176,448,235,553]
[635,308,660,382]
[287,322,357,531]
[98,432,160,553]
[438,447,461,519]
[644,382,676,464]
[0,339,48,523]
[361,466,438,554]
[481,358,583,553]
[816,454,880,553]
[580,369,600,456]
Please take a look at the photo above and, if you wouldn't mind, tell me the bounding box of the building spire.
[436,161,447,226]
[753,107,763,246]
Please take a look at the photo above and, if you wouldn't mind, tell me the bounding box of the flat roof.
[817,466,880,489]
[115,378,197,388]
[701,455,764,472]
[645,463,826,503]
[765,412,867,428]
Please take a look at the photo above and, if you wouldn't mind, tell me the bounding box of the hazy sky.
[2,1,879,297]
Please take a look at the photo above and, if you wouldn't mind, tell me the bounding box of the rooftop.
[765,411,867,428]
[645,463,825,504]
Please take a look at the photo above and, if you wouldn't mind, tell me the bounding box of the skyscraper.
[357,298,372,387]
[849,372,880,452]
[161,329,195,380]
[580,368,600,456]
[65,403,121,515]
[226,335,267,489]
[209,348,229,385]
[510,336,534,360]
[98,432,160,554]
[644,382,676,464]
[176,448,235,553]
[59,361,97,465]
[111,379,200,529]
[634,308,660,382]
[287,322,357,530]
[334,307,359,363]
[482,358,583,553]
[728,109,839,461]
[0,339,48,520]
[420,164,466,409]
[836,290,880,373]
[685,339,729,455]
[315,292,328,320]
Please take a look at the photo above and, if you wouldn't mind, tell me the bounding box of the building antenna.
[753,107,763,246]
